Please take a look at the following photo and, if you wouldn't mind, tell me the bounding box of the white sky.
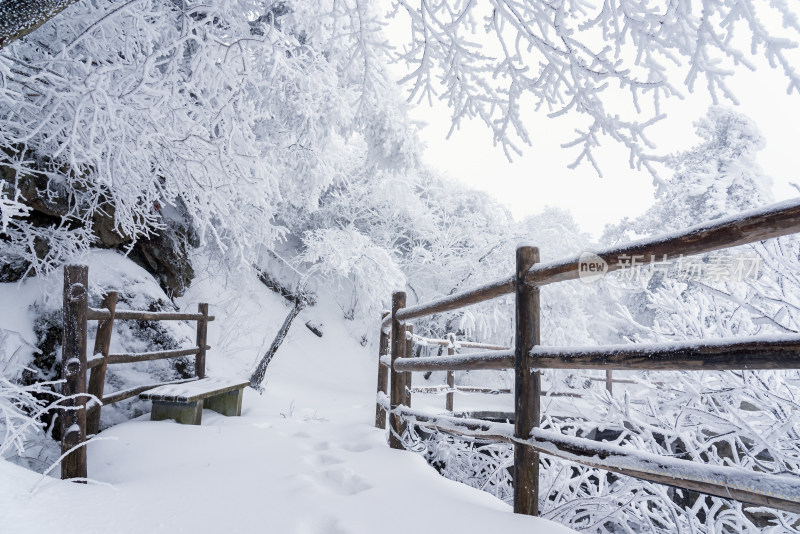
[393,10,800,239]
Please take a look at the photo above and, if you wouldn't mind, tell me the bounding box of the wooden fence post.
[605,369,613,394]
[513,245,541,515]
[389,291,406,450]
[195,303,209,379]
[375,312,390,429]
[61,265,89,481]
[87,291,117,436]
[405,324,413,407]
[446,333,455,412]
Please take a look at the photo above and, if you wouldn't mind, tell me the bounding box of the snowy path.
[1,394,573,534]
[1,268,574,533]
[0,403,563,533]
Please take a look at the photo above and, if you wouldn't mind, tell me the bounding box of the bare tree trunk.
[0,0,82,50]
[249,298,305,391]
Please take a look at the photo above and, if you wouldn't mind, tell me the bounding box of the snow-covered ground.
[0,254,575,533]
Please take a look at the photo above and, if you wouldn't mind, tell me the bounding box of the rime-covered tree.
[393,1,800,178]
[4,1,800,283]
[602,106,780,336]
[423,109,800,530]
[0,0,419,279]
[570,108,800,531]
[621,106,774,236]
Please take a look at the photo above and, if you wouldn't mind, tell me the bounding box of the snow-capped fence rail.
[60,265,213,481]
[375,328,514,422]
[375,198,800,517]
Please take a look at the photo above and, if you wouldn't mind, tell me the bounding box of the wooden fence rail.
[375,198,800,517]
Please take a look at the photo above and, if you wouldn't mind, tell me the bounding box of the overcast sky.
[394,12,800,240]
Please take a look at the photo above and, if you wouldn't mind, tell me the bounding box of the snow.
[0,255,574,534]
[0,277,49,377]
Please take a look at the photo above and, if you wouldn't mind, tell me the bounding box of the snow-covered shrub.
[0,327,63,471]
[0,189,28,234]
[421,430,514,504]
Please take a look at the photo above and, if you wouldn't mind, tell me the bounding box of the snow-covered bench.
[139,377,249,425]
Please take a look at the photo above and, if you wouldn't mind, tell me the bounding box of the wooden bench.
[139,377,249,425]
[59,264,249,481]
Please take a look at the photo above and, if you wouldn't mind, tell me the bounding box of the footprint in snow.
[315,466,372,496]
[251,422,272,429]
[341,442,371,453]
[306,454,344,467]
[296,516,347,534]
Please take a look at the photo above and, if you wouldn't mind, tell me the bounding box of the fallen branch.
[249,297,306,391]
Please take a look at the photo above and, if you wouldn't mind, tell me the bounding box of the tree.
[392,1,800,178]
[4,1,800,282]
[631,105,773,234]
[249,294,308,391]
[418,112,800,530]
[602,106,779,336]
[0,0,419,278]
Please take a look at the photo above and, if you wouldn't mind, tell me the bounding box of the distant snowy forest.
[3,1,800,533]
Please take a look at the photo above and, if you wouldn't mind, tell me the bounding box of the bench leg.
[203,388,244,417]
[151,400,203,425]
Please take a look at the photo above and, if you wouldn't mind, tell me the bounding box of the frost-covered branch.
[393,0,800,176]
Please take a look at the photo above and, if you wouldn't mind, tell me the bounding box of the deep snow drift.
[0,253,574,533]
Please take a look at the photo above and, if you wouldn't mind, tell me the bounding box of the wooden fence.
[60,265,212,481]
[375,198,800,516]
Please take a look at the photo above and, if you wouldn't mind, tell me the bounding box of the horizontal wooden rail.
[381,277,514,327]
[392,338,800,373]
[411,385,512,394]
[394,406,800,514]
[411,335,510,351]
[86,353,105,369]
[526,198,800,287]
[394,349,514,372]
[529,336,800,371]
[87,308,215,322]
[102,378,199,405]
[586,377,637,384]
[107,346,207,365]
[395,405,512,442]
